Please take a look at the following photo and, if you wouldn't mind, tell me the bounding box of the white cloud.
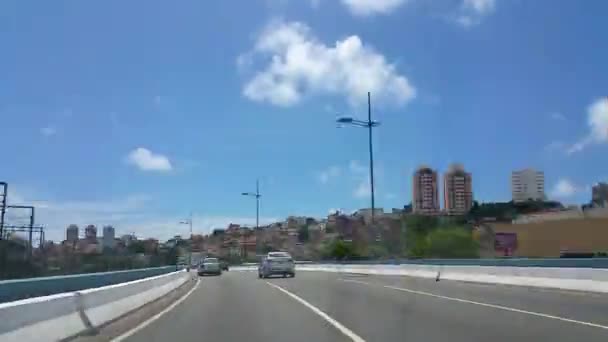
[318,166,341,184]
[40,126,57,137]
[348,160,372,199]
[341,0,408,16]
[240,21,416,107]
[567,98,608,154]
[126,148,173,172]
[455,0,496,27]
[353,177,371,199]
[551,179,580,198]
[463,0,495,14]
[349,160,367,174]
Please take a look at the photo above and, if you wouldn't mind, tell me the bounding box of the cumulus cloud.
[341,0,408,16]
[318,166,341,184]
[126,148,173,172]
[240,21,416,107]
[550,179,580,198]
[566,98,608,154]
[456,0,496,27]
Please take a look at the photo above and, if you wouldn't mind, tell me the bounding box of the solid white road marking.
[111,278,201,342]
[339,278,608,330]
[265,281,366,342]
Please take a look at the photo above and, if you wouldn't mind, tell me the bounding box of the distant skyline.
[2,0,608,241]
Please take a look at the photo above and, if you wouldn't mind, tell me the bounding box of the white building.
[103,225,116,249]
[511,169,545,203]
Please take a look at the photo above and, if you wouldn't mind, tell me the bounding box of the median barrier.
[295,263,608,293]
[0,266,176,303]
[0,270,190,341]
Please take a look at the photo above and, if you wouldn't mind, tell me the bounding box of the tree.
[425,227,479,258]
[404,214,438,257]
[321,240,358,260]
[127,240,145,254]
[366,244,389,259]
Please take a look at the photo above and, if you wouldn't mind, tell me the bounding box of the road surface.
[118,270,608,342]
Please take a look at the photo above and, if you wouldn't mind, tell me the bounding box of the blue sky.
[2,0,608,241]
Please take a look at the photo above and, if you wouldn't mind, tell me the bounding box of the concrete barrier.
[294,264,608,293]
[0,270,190,341]
[0,266,176,304]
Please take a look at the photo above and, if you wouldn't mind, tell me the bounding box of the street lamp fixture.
[335,91,380,225]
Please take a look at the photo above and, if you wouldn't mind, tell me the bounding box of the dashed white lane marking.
[265,281,366,342]
[112,278,201,342]
[339,278,608,331]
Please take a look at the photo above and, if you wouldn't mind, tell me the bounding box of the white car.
[258,252,295,278]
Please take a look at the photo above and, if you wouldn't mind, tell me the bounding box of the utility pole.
[367,92,376,225]
[0,182,7,240]
[7,205,35,258]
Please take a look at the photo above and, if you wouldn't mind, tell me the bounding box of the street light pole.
[242,179,261,230]
[179,212,193,268]
[367,92,376,225]
[336,91,380,225]
[256,179,260,230]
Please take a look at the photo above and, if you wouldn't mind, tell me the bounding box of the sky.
[1,0,608,242]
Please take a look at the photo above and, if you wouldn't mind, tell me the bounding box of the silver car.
[198,257,222,276]
[258,252,295,278]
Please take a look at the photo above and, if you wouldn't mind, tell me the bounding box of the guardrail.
[0,270,190,341]
[0,266,176,304]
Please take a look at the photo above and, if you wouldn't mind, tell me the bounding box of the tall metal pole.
[29,207,35,258]
[189,212,193,266]
[256,179,260,230]
[0,182,7,240]
[367,92,376,225]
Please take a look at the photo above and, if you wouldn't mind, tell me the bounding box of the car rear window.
[204,258,218,263]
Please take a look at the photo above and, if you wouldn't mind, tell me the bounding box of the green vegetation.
[425,227,479,258]
[404,214,479,258]
[468,200,564,221]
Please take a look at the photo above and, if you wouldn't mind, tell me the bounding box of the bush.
[425,227,479,258]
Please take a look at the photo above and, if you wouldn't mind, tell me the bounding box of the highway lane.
[119,271,608,342]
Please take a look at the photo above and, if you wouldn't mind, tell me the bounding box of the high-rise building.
[66,224,79,242]
[592,182,608,208]
[443,163,473,215]
[85,224,97,243]
[103,225,116,249]
[413,166,440,215]
[511,169,545,202]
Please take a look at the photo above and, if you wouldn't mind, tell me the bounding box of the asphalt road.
[118,270,608,342]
